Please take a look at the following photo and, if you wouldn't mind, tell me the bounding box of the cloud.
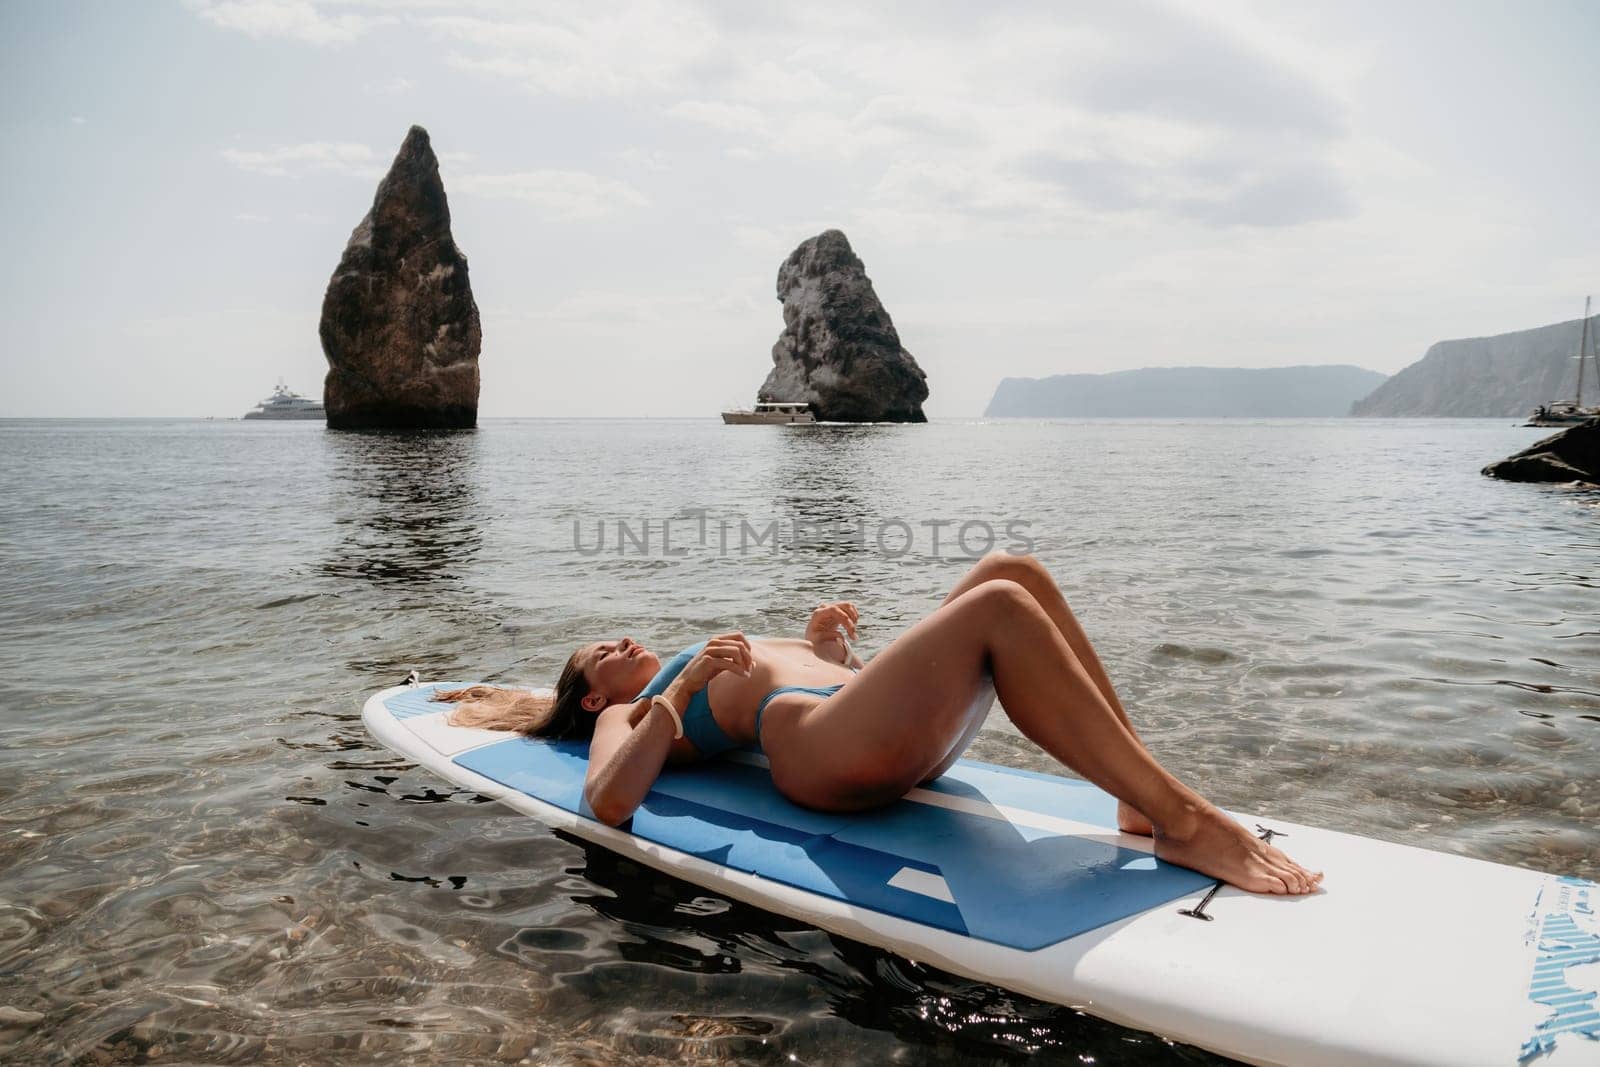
[851,95,975,145]
[487,287,759,325]
[70,115,87,125]
[1018,149,1355,228]
[427,3,723,98]
[730,221,846,255]
[363,75,414,96]
[1061,3,1347,138]
[454,170,647,220]
[221,134,642,220]
[120,305,306,340]
[191,1,1362,231]
[868,158,1074,238]
[1016,153,1148,213]
[617,147,671,173]
[183,0,383,46]
[234,212,272,223]
[731,224,783,249]
[1173,162,1355,227]
[220,140,383,178]
[666,99,769,136]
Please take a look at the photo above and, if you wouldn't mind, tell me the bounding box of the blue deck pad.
[448,728,1214,951]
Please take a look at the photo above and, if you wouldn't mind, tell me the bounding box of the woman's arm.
[582,690,682,826]
[583,632,752,826]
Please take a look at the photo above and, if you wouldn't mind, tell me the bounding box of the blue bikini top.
[631,639,857,757]
[632,640,734,755]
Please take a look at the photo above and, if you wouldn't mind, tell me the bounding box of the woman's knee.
[974,550,1050,588]
[962,577,1042,622]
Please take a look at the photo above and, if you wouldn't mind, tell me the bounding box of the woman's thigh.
[919,672,996,783]
[764,586,999,810]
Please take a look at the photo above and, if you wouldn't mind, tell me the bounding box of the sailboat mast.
[1578,296,1591,409]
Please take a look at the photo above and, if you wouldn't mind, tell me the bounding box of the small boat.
[721,400,816,425]
[1527,297,1600,426]
[243,380,326,421]
[1526,402,1600,427]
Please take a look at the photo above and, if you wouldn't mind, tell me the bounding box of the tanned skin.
[578,553,1323,896]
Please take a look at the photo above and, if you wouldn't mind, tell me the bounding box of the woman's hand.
[806,602,861,667]
[676,632,754,696]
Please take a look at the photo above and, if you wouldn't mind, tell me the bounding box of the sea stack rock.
[759,230,928,422]
[320,125,481,429]
[1482,420,1600,484]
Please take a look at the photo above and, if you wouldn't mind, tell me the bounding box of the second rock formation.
[759,230,928,422]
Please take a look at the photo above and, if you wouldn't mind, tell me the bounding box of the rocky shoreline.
[1482,420,1600,485]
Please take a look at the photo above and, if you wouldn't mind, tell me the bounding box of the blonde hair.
[430,647,597,740]
[431,685,555,732]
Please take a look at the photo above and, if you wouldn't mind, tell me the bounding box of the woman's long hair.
[430,647,598,740]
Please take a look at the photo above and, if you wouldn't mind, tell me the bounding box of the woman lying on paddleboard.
[439,552,1323,896]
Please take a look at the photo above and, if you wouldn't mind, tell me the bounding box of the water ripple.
[1,417,1596,1064]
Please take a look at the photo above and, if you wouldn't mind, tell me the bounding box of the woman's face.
[579,636,660,712]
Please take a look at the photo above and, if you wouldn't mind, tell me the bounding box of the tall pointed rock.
[320,125,481,429]
[759,230,928,422]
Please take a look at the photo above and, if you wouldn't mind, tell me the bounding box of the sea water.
[1,416,1595,1063]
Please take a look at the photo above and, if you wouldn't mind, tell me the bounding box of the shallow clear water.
[1,416,1595,1064]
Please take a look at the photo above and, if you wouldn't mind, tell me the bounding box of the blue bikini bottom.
[753,683,846,746]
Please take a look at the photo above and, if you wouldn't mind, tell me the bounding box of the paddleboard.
[363,680,1600,1066]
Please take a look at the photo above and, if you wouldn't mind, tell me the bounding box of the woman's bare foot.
[1154,806,1324,895]
[1117,800,1154,836]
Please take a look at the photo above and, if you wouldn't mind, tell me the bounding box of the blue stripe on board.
[453,735,1213,951]
[1519,878,1600,1062]
[930,758,1241,833]
[922,759,1120,828]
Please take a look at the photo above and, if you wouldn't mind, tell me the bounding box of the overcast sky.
[3,0,1597,417]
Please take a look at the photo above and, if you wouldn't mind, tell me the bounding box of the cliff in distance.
[984,365,1387,418]
[1350,315,1599,417]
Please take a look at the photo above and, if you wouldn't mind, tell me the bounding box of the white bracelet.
[650,694,684,739]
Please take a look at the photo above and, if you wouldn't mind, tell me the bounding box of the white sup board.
[363,681,1600,1067]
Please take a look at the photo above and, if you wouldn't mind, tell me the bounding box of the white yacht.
[721,400,816,425]
[1527,296,1600,426]
[243,381,326,421]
